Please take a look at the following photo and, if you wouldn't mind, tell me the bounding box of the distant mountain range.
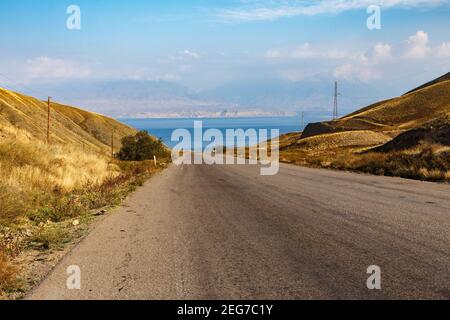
[27,78,399,119]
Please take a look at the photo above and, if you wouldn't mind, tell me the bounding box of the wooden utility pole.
[111,130,114,158]
[47,96,52,144]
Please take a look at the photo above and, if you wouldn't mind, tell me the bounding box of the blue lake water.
[120,116,325,150]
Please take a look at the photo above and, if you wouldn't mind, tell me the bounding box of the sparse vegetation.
[278,136,450,182]
[0,87,171,299]
[31,225,70,250]
[0,127,169,299]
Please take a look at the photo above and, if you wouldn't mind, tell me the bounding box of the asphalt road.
[28,162,450,299]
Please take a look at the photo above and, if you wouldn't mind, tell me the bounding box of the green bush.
[31,226,69,250]
[117,131,168,161]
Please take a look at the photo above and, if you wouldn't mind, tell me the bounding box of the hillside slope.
[302,77,450,139]
[0,88,136,154]
[405,71,450,94]
[277,73,450,182]
[373,113,450,152]
[0,88,171,299]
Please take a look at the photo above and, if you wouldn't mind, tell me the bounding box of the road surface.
[28,162,450,299]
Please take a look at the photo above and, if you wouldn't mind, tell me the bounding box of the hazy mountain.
[201,78,398,116]
[32,80,204,117]
[27,78,401,119]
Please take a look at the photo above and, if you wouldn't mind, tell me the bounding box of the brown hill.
[373,113,450,152]
[302,75,450,139]
[405,71,450,94]
[276,73,450,181]
[0,88,136,154]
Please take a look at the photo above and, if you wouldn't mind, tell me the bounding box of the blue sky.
[1,0,450,115]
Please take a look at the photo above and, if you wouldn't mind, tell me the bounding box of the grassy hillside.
[405,71,450,94]
[0,88,168,299]
[302,79,450,138]
[0,88,136,154]
[278,73,450,182]
[374,113,450,152]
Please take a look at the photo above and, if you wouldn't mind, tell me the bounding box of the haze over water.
[121,116,323,150]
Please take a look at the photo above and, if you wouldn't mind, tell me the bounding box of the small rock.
[72,220,80,226]
[25,229,33,237]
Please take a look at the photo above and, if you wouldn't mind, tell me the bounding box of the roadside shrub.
[31,226,69,250]
[117,131,168,161]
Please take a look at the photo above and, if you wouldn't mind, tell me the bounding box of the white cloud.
[403,31,450,60]
[218,0,447,22]
[152,73,182,81]
[292,43,317,59]
[265,43,351,60]
[333,63,355,78]
[266,43,318,59]
[405,30,431,59]
[26,57,91,80]
[125,73,181,82]
[330,32,450,81]
[182,49,200,59]
[333,63,377,82]
[436,42,450,58]
[266,42,391,82]
[373,43,392,61]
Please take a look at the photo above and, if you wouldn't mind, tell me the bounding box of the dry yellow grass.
[279,139,450,182]
[0,87,136,154]
[0,128,118,194]
[281,73,450,181]
[294,130,391,154]
[0,87,170,298]
[0,252,17,294]
[0,130,168,297]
